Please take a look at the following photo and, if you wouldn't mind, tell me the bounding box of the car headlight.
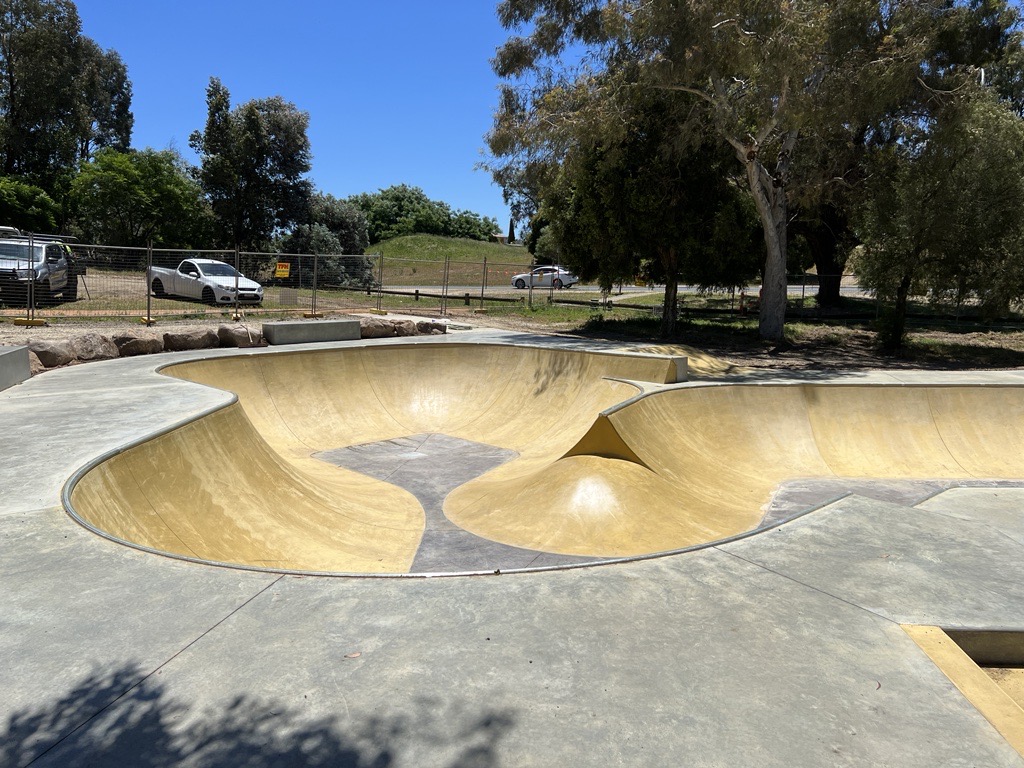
[223,286,237,294]
[15,268,36,280]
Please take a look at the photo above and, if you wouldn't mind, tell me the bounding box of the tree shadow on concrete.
[2,664,514,768]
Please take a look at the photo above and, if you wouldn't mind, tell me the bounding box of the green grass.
[368,234,533,266]
[369,234,535,287]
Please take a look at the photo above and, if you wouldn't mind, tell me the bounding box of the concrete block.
[0,346,31,390]
[671,355,688,383]
[263,318,360,345]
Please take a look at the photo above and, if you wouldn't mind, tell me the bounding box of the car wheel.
[202,287,216,305]
[151,279,165,298]
[514,278,526,289]
[553,278,563,289]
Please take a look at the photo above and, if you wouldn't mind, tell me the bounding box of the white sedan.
[511,266,579,289]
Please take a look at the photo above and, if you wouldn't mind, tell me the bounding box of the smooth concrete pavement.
[3,328,1024,766]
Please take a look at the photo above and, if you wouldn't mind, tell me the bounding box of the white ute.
[148,258,264,305]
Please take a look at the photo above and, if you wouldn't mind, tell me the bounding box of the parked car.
[0,231,83,306]
[149,259,264,305]
[511,266,579,289]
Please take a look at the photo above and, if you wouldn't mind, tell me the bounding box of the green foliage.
[277,223,376,289]
[308,193,368,255]
[542,86,761,334]
[189,78,312,250]
[348,184,497,244]
[69,147,211,247]
[857,89,1024,349]
[0,0,132,195]
[489,0,1023,341]
[0,176,57,231]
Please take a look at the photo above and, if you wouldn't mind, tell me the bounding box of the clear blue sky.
[74,0,512,226]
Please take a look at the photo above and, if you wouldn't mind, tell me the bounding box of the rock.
[114,332,164,357]
[359,317,396,339]
[416,320,447,335]
[163,328,219,352]
[394,320,417,337]
[218,325,263,347]
[28,350,45,376]
[67,333,119,361]
[430,328,445,335]
[28,339,74,368]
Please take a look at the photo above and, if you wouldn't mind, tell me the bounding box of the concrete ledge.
[0,345,30,390]
[262,319,360,346]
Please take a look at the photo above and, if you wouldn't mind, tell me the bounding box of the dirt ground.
[3,308,1024,373]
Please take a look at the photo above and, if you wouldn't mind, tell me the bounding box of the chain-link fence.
[1,235,1021,330]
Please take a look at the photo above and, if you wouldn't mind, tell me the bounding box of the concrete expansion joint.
[25,574,284,765]
[714,547,903,626]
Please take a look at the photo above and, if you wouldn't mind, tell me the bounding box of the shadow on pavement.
[3,664,515,768]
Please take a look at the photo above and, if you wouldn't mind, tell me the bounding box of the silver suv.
[0,231,82,306]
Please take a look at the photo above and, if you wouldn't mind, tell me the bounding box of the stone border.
[24,317,448,375]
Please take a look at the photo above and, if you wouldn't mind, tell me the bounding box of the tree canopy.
[189,77,313,251]
[490,0,1017,340]
[70,147,211,248]
[0,176,57,231]
[857,89,1024,348]
[348,184,498,244]
[0,0,132,195]
[533,82,760,335]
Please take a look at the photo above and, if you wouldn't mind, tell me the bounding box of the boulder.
[416,320,447,335]
[163,328,219,352]
[218,325,263,348]
[27,350,45,376]
[67,333,119,362]
[394,320,418,337]
[28,340,74,368]
[114,332,164,357]
[359,317,396,339]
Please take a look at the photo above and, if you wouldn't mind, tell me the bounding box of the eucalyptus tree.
[537,82,759,336]
[490,0,979,340]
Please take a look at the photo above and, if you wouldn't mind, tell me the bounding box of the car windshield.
[201,262,239,277]
[0,242,43,263]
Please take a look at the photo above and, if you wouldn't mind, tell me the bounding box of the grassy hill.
[367,234,533,267]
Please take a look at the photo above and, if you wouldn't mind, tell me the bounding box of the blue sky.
[74,0,513,225]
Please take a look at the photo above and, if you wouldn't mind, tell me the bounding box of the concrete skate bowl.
[66,343,1024,576]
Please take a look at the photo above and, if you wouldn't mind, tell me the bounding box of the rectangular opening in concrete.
[904,625,1024,757]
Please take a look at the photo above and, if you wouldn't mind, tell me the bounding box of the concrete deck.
[3,328,1024,766]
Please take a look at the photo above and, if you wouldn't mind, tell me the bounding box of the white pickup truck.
[148,258,264,305]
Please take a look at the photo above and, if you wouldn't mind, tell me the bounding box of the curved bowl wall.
[68,344,1024,574]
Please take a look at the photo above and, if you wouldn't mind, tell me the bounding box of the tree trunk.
[794,205,848,308]
[888,272,913,352]
[745,159,788,342]
[660,246,679,338]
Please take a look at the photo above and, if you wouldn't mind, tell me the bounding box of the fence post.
[376,254,384,313]
[233,246,240,319]
[440,255,451,316]
[28,232,36,323]
[145,240,154,325]
[480,257,487,310]
[309,252,320,318]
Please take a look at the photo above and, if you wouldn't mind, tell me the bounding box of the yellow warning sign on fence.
[275,262,291,279]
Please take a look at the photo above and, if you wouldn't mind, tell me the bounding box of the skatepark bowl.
[65,342,1024,576]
